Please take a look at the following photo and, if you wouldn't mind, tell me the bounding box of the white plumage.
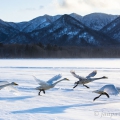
[33,74,69,95]
[0,81,18,91]
[70,70,108,88]
[93,84,120,101]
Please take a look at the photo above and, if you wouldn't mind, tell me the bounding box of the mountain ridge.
[0,13,120,46]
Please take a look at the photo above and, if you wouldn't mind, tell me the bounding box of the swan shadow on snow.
[12,101,120,114]
[0,96,33,101]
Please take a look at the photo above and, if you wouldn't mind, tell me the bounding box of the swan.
[33,74,69,95]
[0,81,18,90]
[70,70,108,89]
[93,84,120,101]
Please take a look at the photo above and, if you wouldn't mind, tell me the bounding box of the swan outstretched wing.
[100,84,119,95]
[116,87,120,93]
[47,74,62,84]
[70,70,83,79]
[32,75,47,86]
[86,70,97,78]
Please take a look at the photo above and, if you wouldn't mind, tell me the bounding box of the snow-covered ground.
[0,59,120,120]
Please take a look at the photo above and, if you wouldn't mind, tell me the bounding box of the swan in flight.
[33,74,69,95]
[70,70,108,89]
[0,81,18,91]
[93,84,120,101]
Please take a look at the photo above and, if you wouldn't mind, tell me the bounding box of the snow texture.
[0,59,120,120]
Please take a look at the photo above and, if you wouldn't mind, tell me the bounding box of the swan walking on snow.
[93,84,120,101]
[70,70,108,89]
[33,74,69,95]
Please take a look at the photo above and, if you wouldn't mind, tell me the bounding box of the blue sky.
[0,0,120,22]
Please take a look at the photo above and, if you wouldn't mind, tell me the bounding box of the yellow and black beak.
[66,78,69,81]
[14,83,18,85]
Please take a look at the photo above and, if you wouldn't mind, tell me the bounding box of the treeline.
[0,43,120,58]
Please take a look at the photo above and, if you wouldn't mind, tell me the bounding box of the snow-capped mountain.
[7,15,61,32]
[30,14,117,46]
[69,13,82,22]
[100,16,120,42]
[81,13,118,31]
[0,13,119,46]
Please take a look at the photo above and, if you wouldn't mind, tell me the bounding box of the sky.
[0,0,120,22]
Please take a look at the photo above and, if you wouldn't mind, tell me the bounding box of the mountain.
[81,13,118,31]
[0,19,19,42]
[100,16,120,42]
[29,14,118,46]
[0,13,119,46]
[7,15,61,32]
[69,13,82,22]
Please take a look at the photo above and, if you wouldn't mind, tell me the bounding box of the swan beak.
[105,76,108,79]
[66,78,69,81]
[92,90,97,93]
[14,83,18,85]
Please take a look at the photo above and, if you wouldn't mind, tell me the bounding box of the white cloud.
[26,8,36,11]
[53,0,120,15]
[39,6,44,9]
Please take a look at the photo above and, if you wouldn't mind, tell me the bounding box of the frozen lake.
[0,59,120,120]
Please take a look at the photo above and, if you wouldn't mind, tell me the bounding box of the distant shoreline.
[0,44,120,58]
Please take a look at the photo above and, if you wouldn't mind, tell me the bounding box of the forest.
[0,43,120,58]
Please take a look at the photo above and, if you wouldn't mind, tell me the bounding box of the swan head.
[11,82,18,85]
[63,78,69,81]
[102,76,108,79]
[92,90,103,94]
[92,90,99,93]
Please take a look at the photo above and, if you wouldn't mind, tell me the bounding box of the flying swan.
[33,74,69,95]
[93,84,120,101]
[70,70,108,89]
[0,81,18,91]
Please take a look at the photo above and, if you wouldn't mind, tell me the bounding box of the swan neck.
[90,77,104,81]
[53,79,65,86]
[1,83,11,88]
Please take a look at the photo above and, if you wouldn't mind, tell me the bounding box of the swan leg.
[93,94,102,101]
[43,89,45,94]
[93,92,109,101]
[73,81,79,88]
[103,92,109,98]
[83,84,89,88]
[73,84,78,88]
[38,90,41,95]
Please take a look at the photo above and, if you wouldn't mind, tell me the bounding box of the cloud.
[58,0,69,8]
[78,0,120,8]
[53,0,120,15]
[81,0,107,8]
[39,6,44,9]
[26,8,36,11]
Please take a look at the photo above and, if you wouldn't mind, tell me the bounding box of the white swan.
[70,70,108,88]
[33,74,69,95]
[0,81,18,90]
[93,84,120,101]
